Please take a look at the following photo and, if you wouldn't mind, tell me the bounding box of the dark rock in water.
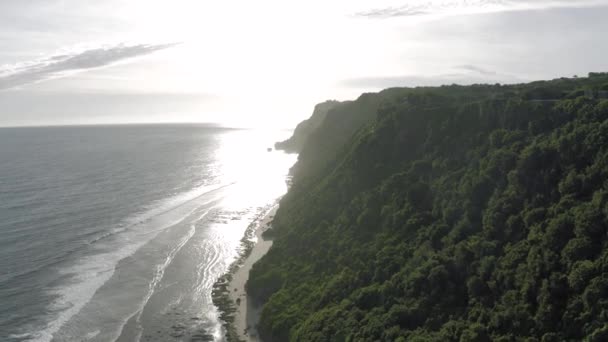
[190,331,214,341]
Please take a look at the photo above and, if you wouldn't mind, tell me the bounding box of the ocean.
[0,124,296,342]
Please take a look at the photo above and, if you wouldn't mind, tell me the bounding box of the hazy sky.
[1,0,607,128]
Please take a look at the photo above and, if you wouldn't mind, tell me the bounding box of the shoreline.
[212,204,278,342]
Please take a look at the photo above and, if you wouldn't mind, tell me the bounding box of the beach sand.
[227,205,276,341]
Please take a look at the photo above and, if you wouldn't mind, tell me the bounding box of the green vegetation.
[247,73,608,341]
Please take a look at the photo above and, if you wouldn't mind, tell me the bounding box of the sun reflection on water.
[216,130,295,198]
[211,128,297,239]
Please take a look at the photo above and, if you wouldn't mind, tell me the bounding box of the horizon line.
[0,122,295,130]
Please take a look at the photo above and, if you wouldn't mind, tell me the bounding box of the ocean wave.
[113,211,204,342]
[18,182,232,342]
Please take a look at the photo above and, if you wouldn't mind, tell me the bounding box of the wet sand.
[227,206,276,341]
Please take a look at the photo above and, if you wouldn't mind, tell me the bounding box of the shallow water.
[0,124,296,342]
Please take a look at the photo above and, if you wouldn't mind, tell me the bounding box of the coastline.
[213,204,278,342]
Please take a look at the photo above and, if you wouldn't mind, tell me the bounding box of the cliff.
[275,100,340,153]
[249,73,608,341]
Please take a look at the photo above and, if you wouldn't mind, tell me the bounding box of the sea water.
[0,124,296,342]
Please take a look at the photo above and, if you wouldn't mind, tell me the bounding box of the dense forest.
[249,73,608,341]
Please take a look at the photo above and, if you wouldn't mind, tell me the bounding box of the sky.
[0,0,607,128]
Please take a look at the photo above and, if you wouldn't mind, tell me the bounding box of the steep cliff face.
[287,88,422,186]
[251,74,608,341]
[274,100,341,153]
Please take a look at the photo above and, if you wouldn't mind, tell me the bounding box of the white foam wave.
[118,211,204,342]
[84,330,100,340]
[8,333,34,339]
[22,183,231,342]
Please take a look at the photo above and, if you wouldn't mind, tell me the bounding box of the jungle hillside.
[250,73,608,341]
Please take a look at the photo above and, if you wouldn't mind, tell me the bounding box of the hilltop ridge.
[275,100,341,153]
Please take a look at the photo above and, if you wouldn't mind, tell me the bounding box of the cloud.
[0,42,178,90]
[457,65,498,76]
[340,67,525,89]
[357,6,432,18]
[341,75,444,88]
[356,0,607,19]
[339,74,490,89]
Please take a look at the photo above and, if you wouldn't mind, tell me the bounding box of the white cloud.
[356,0,608,18]
[340,65,525,89]
[0,43,178,90]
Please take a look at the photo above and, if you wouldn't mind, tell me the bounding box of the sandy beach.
[228,205,276,341]
[212,204,277,342]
